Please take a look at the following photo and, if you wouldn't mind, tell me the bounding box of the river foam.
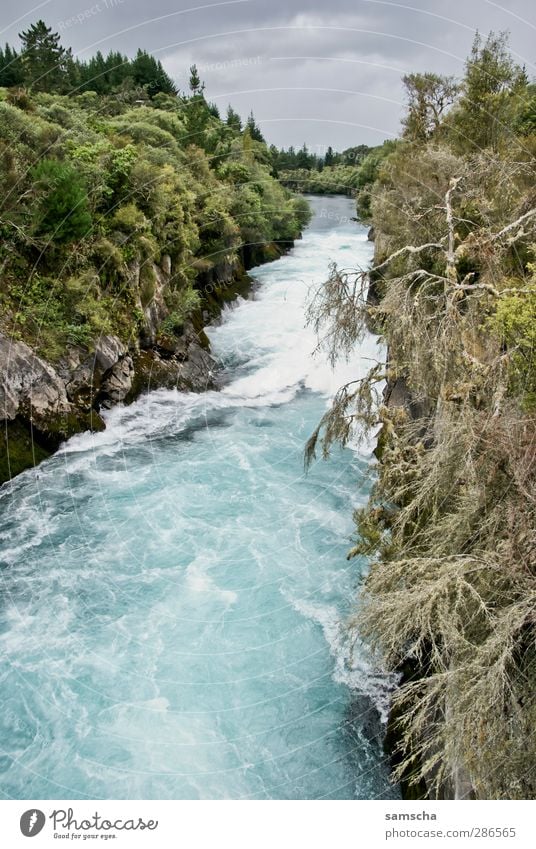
[0,196,397,800]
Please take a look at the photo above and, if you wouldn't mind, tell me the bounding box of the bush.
[31,158,92,243]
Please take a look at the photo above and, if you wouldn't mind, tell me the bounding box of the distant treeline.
[0,21,375,178]
[269,143,373,173]
[0,21,178,97]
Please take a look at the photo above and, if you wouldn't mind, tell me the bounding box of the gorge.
[0,196,397,800]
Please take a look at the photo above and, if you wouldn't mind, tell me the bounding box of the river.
[0,195,396,800]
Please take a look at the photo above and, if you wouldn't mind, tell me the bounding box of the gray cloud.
[2,0,535,148]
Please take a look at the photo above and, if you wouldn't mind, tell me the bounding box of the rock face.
[131,323,216,397]
[0,333,71,424]
[0,332,105,482]
[0,238,299,484]
[0,245,283,484]
[100,355,135,407]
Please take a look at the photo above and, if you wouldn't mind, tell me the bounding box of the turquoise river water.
[0,195,397,800]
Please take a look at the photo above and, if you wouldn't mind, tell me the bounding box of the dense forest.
[0,22,310,481]
[308,32,536,798]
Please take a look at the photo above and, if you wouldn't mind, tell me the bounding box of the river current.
[0,195,396,800]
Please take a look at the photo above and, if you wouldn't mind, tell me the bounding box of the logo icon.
[20,810,45,837]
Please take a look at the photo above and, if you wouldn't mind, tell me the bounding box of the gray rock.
[140,264,170,347]
[0,332,70,423]
[93,335,128,372]
[161,254,172,276]
[100,356,134,406]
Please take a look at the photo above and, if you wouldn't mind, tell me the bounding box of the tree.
[306,150,536,798]
[188,64,205,96]
[324,145,335,166]
[19,20,68,92]
[226,105,242,132]
[402,72,459,141]
[104,50,130,89]
[449,31,528,151]
[78,51,107,93]
[0,43,24,87]
[32,159,92,244]
[245,110,264,142]
[296,143,312,170]
[131,50,177,97]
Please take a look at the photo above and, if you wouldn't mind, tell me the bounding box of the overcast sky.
[1,0,535,150]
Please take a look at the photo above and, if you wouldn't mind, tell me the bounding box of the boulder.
[100,355,135,407]
[0,332,70,424]
[93,334,128,372]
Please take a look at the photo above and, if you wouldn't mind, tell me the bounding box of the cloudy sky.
[1,0,535,150]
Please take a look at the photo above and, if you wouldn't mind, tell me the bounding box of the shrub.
[31,158,92,243]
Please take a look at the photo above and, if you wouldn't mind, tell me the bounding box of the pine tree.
[105,51,129,88]
[80,51,107,93]
[245,110,264,142]
[226,105,242,132]
[188,64,204,96]
[0,43,24,87]
[296,143,312,169]
[19,20,67,92]
[130,50,176,96]
[154,60,177,96]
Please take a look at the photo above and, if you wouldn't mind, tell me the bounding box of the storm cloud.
[1,0,535,149]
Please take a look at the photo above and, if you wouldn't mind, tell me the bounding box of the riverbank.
[0,239,296,485]
[0,81,310,485]
[0,195,396,800]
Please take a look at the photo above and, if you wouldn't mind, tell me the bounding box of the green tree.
[245,110,264,142]
[324,145,335,166]
[131,49,177,97]
[0,43,24,87]
[296,143,312,169]
[226,105,242,132]
[402,72,459,141]
[19,20,68,92]
[449,31,528,151]
[32,159,92,243]
[188,64,204,96]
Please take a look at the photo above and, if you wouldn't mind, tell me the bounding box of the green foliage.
[10,273,113,360]
[19,20,68,92]
[245,110,265,143]
[31,158,92,243]
[354,140,398,220]
[161,288,202,333]
[446,31,528,152]
[279,164,361,195]
[188,64,204,96]
[514,83,536,135]
[488,272,536,409]
[307,31,536,800]
[401,73,459,141]
[0,39,309,360]
[0,43,24,87]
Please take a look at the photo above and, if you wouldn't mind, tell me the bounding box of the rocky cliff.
[0,242,290,484]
